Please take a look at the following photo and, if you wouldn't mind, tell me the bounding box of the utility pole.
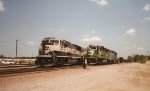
[147,50,149,56]
[16,40,18,58]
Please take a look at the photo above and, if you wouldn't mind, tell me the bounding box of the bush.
[140,57,147,64]
[132,54,147,64]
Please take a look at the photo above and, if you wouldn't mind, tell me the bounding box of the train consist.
[35,37,117,66]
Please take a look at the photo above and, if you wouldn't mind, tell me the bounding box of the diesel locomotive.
[86,45,117,64]
[35,37,84,66]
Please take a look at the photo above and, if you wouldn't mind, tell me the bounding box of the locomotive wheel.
[39,60,44,67]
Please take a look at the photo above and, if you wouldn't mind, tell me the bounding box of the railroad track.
[0,63,115,77]
[0,64,84,77]
[0,64,38,75]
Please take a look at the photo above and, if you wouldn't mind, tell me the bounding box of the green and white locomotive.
[86,45,117,64]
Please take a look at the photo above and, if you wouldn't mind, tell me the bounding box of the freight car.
[86,45,117,64]
[35,37,84,66]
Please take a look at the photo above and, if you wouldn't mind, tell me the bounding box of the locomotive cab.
[39,38,61,55]
[87,45,97,57]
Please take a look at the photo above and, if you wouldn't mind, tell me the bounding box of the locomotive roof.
[44,37,56,40]
[89,45,105,48]
[89,45,117,53]
[62,40,72,45]
[72,44,81,48]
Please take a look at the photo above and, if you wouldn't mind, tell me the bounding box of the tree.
[118,57,124,63]
[139,55,145,60]
[127,56,133,62]
[133,54,140,62]
[0,55,4,58]
[146,56,150,60]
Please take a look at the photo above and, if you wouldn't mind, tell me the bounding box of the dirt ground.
[0,62,150,91]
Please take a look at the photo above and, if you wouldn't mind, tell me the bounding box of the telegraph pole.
[16,40,18,58]
[147,50,149,56]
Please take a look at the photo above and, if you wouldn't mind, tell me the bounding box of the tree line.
[0,55,36,59]
[117,55,150,64]
[127,54,149,63]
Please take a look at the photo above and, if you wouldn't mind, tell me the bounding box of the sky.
[0,0,150,58]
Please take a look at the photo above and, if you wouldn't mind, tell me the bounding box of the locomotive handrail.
[51,51,57,59]
[37,55,52,57]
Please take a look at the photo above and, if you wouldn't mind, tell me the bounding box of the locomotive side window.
[42,39,59,45]
[42,40,49,44]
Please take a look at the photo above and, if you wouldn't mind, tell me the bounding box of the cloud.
[81,34,102,42]
[90,0,108,7]
[140,17,150,24]
[27,41,36,45]
[125,47,130,50]
[125,28,136,36]
[60,29,65,32]
[125,45,145,56]
[126,45,144,51]
[132,45,137,48]
[126,45,136,50]
[144,17,150,21]
[21,24,29,27]
[91,30,95,33]
[143,4,150,11]
[0,0,5,12]
[137,47,144,51]
[140,20,146,24]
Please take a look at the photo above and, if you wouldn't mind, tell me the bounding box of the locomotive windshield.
[49,40,59,45]
[90,46,97,49]
[42,39,59,45]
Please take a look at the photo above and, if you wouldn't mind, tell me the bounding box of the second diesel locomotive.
[86,45,117,64]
